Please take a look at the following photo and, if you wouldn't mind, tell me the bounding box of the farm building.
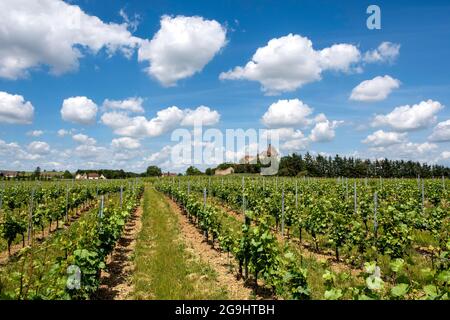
[215,167,234,176]
[0,170,18,178]
[75,173,107,180]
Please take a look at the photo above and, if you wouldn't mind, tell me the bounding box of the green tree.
[186,166,203,176]
[63,170,73,179]
[146,165,162,177]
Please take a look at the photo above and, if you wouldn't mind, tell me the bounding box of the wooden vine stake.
[65,183,69,222]
[242,176,245,215]
[120,185,123,208]
[373,191,378,240]
[27,188,35,243]
[0,182,4,211]
[281,186,285,237]
[421,179,425,214]
[99,195,104,219]
[203,187,207,209]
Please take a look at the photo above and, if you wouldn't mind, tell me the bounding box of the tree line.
[278,153,449,178]
[178,152,450,178]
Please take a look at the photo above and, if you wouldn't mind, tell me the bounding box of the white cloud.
[309,114,342,142]
[72,133,96,145]
[318,43,361,71]
[219,34,361,95]
[138,15,227,86]
[0,0,141,79]
[61,96,98,125]
[282,137,310,151]
[362,130,407,147]
[101,106,184,137]
[350,75,400,102]
[101,105,221,137]
[27,130,44,137]
[27,141,50,155]
[75,144,107,159]
[372,100,444,131]
[111,137,141,150]
[429,119,450,142]
[363,42,400,63]
[261,128,305,141]
[0,91,34,124]
[0,139,20,155]
[441,151,450,160]
[119,8,141,33]
[261,99,313,128]
[102,97,144,113]
[181,106,220,126]
[145,145,173,163]
[57,129,70,137]
[399,142,438,155]
[370,142,438,157]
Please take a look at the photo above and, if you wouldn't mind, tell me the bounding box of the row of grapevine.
[154,176,449,299]
[0,181,144,300]
[157,182,311,299]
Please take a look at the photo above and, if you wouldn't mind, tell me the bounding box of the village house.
[215,167,234,176]
[0,170,18,179]
[75,173,107,180]
[162,172,177,177]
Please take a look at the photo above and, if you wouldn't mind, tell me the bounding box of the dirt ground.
[165,195,272,300]
[95,201,143,300]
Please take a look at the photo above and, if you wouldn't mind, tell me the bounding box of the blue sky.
[0,0,449,173]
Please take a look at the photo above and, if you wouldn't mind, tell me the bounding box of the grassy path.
[131,186,228,299]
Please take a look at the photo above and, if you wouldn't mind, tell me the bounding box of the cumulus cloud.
[27,130,44,137]
[101,105,220,137]
[282,137,310,151]
[61,96,98,125]
[75,144,107,159]
[103,106,184,137]
[362,130,407,147]
[372,100,444,131]
[111,137,141,150]
[27,141,50,155]
[429,119,450,142]
[0,91,34,124]
[309,114,342,142]
[102,97,144,113]
[0,0,141,80]
[72,133,96,145]
[441,151,450,160]
[350,75,400,102]
[220,34,361,95]
[57,129,70,137]
[261,99,313,128]
[366,140,440,164]
[181,106,220,126]
[261,128,305,141]
[138,15,227,86]
[363,42,400,64]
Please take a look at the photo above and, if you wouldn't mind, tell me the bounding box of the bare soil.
[95,200,143,300]
[165,195,272,300]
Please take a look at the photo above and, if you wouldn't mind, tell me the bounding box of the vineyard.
[0,176,448,300]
